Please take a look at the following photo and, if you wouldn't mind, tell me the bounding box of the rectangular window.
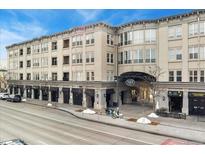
[168,25,182,39]
[145,48,156,63]
[63,72,69,81]
[176,71,182,82]
[133,30,144,44]
[26,73,31,80]
[189,70,198,82]
[200,70,204,82]
[189,22,199,36]
[27,47,31,54]
[85,52,94,63]
[86,33,94,45]
[86,72,90,81]
[120,33,123,46]
[19,73,23,80]
[41,42,48,52]
[52,41,57,50]
[27,60,31,67]
[168,47,182,61]
[63,39,70,48]
[200,21,205,34]
[118,52,123,64]
[33,72,40,80]
[52,57,57,65]
[19,49,23,56]
[107,52,114,64]
[63,56,69,64]
[107,71,114,81]
[41,72,48,80]
[107,53,110,63]
[107,34,114,45]
[169,71,174,82]
[124,51,131,64]
[52,73,58,81]
[32,44,40,54]
[19,61,23,68]
[200,45,205,59]
[33,58,40,67]
[73,35,83,46]
[189,46,198,59]
[133,49,143,63]
[124,31,132,45]
[145,29,156,43]
[91,72,94,81]
[72,53,82,64]
[41,57,48,67]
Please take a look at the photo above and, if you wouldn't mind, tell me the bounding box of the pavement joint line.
[22,102,205,144]
[0,104,153,145]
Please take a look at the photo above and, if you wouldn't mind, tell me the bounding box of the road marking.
[0,104,153,144]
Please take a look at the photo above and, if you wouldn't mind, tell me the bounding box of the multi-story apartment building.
[6,10,205,115]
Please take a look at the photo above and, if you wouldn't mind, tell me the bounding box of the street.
[0,101,198,145]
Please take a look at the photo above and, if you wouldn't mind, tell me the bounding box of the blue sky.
[0,9,192,67]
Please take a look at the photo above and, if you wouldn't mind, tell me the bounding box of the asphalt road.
[0,100,197,145]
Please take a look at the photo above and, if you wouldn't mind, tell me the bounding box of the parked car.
[7,94,22,102]
[0,139,26,145]
[0,93,10,100]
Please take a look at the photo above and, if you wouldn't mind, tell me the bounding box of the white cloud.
[75,9,103,23]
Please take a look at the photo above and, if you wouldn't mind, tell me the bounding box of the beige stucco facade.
[6,10,205,115]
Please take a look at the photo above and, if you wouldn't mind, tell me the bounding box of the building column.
[23,86,27,98]
[31,88,34,99]
[12,87,15,95]
[18,87,21,95]
[39,89,43,101]
[69,88,73,105]
[82,88,87,108]
[94,89,106,110]
[48,89,51,102]
[182,90,189,115]
[58,87,63,104]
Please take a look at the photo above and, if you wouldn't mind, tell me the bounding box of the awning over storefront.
[26,85,32,89]
[120,72,156,83]
[41,86,49,90]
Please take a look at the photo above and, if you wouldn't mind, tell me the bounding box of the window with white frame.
[133,49,143,63]
[107,34,114,45]
[168,25,182,39]
[200,70,204,82]
[33,58,40,67]
[189,70,198,82]
[133,30,144,44]
[51,41,57,50]
[189,45,198,59]
[86,71,95,81]
[86,52,94,63]
[200,21,205,34]
[176,71,182,82]
[41,57,48,67]
[51,57,57,66]
[41,42,48,52]
[72,71,83,81]
[145,48,156,63]
[124,51,132,64]
[145,29,156,43]
[41,72,48,80]
[107,71,114,81]
[169,71,174,82]
[33,72,40,80]
[118,52,123,64]
[168,47,182,61]
[118,33,123,46]
[189,22,199,36]
[52,72,58,81]
[32,44,41,54]
[72,53,82,64]
[14,50,18,57]
[86,33,95,45]
[72,35,83,46]
[107,52,114,64]
[124,31,132,45]
[200,45,205,59]
[63,39,70,48]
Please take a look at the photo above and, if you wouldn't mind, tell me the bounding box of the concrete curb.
[24,102,205,144]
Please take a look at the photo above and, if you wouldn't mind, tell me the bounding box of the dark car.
[7,94,22,102]
[0,139,26,145]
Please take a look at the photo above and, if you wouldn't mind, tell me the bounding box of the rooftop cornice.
[6,10,205,49]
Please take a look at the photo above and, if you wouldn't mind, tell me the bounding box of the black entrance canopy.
[120,72,156,82]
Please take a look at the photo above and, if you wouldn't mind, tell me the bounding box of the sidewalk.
[24,100,205,144]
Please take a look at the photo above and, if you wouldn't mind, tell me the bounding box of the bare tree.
[147,65,165,112]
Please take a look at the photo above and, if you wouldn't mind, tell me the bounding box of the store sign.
[189,92,205,97]
[125,79,135,87]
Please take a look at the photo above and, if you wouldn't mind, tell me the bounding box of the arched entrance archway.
[119,72,156,105]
